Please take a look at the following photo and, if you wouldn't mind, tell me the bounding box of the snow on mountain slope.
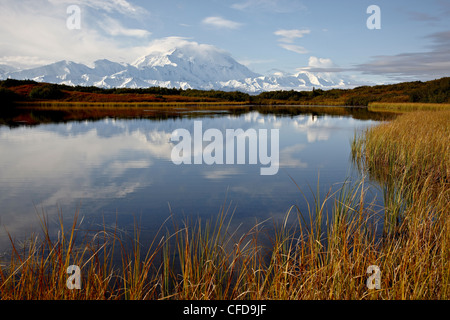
[0,64,18,77]
[7,60,95,86]
[1,40,353,92]
[131,44,260,83]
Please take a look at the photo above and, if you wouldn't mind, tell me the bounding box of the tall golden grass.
[352,110,449,187]
[368,102,450,113]
[351,110,449,298]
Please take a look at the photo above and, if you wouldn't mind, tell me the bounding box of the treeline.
[343,78,450,105]
[0,87,21,105]
[1,77,449,106]
[0,79,28,105]
[62,86,250,102]
[254,78,450,105]
[66,85,183,96]
[409,77,450,103]
[257,88,342,101]
[180,89,249,102]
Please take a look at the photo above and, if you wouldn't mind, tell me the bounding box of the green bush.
[345,95,379,106]
[0,78,37,88]
[180,89,250,102]
[409,78,450,103]
[29,84,64,100]
[0,87,20,104]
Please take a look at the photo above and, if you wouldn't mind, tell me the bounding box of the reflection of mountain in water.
[0,105,395,128]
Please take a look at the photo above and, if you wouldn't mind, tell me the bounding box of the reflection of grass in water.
[2,103,395,126]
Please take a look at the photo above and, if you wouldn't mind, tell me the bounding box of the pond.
[0,107,384,251]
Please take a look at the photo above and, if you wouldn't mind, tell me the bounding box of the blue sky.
[0,0,449,84]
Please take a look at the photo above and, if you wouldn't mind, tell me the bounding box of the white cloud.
[274,29,310,54]
[231,0,306,13]
[133,37,229,59]
[308,56,334,68]
[356,31,450,80]
[202,16,243,29]
[278,44,308,54]
[0,0,152,68]
[98,16,151,38]
[0,56,52,70]
[238,58,276,67]
[295,56,345,73]
[274,29,310,43]
[48,0,148,17]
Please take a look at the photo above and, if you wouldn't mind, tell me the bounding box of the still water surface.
[0,109,381,250]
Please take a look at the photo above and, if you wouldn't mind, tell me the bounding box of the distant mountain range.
[0,42,354,93]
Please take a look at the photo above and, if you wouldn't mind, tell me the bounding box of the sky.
[0,0,449,85]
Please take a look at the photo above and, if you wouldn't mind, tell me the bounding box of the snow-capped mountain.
[130,46,260,87]
[1,41,353,92]
[0,64,19,78]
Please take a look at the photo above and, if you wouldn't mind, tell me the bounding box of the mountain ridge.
[0,42,354,93]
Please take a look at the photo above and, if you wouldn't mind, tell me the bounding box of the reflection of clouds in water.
[202,168,241,180]
[279,144,308,168]
[0,128,173,184]
[292,115,339,143]
[244,112,260,123]
[244,112,281,127]
[130,129,173,159]
[0,124,176,238]
[102,160,152,177]
[229,185,252,194]
[242,111,336,143]
[306,130,330,143]
[40,182,143,208]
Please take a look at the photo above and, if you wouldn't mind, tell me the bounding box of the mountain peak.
[129,40,260,85]
[132,51,178,69]
[131,39,242,70]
